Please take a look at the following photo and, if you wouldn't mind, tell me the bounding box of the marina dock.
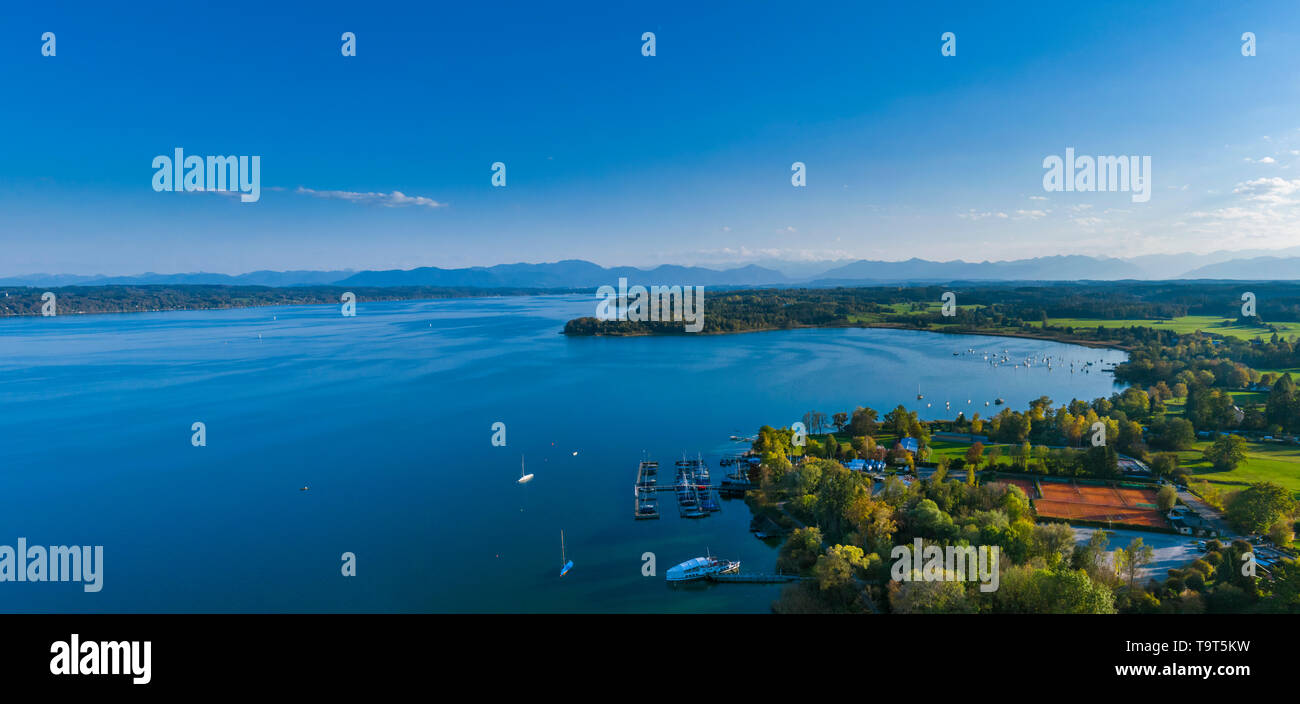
[706,573,808,584]
[633,454,742,520]
[634,460,660,519]
[674,455,715,518]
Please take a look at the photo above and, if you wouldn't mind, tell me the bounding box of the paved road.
[1175,489,1237,537]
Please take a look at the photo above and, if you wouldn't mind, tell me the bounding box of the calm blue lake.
[0,295,1127,613]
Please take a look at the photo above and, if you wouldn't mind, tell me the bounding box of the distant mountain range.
[5,249,1300,289]
[335,260,789,288]
[810,255,1147,283]
[1179,256,1300,280]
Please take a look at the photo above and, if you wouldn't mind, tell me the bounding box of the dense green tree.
[1031,522,1076,567]
[888,574,976,614]
[847,406,879,437]
[1113,537,1155,589]
[814,544,873,592]
[906,499,957,541]
[1203,434,1249,471]
[832,412,848,432]
[1149,417,1195,451]
[1150,453,1180,481]
[776,527,824,574]
[1226,482,1296,534]
[1157,484,1178,512]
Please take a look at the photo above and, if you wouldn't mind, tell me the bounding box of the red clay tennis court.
[996,478,1039,499]
[1032,480,1166,528]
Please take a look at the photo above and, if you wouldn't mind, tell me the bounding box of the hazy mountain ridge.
[812,255,1147,282]
[7,250,1300,288]
[1178,256,1300,280]
[335,260,792,288]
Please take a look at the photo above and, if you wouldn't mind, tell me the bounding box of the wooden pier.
[706,573,808,584]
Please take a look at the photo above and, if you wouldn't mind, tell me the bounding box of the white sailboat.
[517,455,534,484]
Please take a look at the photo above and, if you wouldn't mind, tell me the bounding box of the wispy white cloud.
[957,209,1008,220]
[1233,177,1300,206]
[294,186,446,209]
[1183,177,1300,248]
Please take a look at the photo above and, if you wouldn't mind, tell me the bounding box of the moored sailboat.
[560,530,573,577]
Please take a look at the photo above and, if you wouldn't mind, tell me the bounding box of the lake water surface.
[0,295,1127,612]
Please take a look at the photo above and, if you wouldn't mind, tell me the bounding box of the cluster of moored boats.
[675,454,719,518]
[547,441,801,582]
[635,452,748,519]
[950,348,1115,375]
[917,350,1119,412]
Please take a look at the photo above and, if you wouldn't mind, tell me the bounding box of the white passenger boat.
[665,554,740,583]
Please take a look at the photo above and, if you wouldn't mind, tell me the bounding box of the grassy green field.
[882,302,987,315]
[933,433,1300,494]
[1257,367,1300,378]
[1154,389,1300,494]
[1173,440,1300,493]
[1046,315,1300,341]
[816,388,1300,497]
[847,303,985,325]
[1228,390,1267,405]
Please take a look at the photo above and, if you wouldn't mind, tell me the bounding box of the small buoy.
[300,486,309,491]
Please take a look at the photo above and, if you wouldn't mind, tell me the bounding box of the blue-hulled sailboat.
[560,530,573,577]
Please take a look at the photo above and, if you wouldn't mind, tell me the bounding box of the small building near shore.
[1170,513,1220,537]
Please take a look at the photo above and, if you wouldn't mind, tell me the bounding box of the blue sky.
[2,0,1299,276]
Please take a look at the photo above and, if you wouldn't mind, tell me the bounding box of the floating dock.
[634,487,659,519]
[674,456,709,518]
[676,478,706,518]
[634,460,660,519]
[636,460,658,489]
[633,456,728,519]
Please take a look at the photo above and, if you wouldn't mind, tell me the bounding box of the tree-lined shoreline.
[0,284,579,318]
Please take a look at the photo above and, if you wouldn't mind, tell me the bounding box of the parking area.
[1071,526,1205,581]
